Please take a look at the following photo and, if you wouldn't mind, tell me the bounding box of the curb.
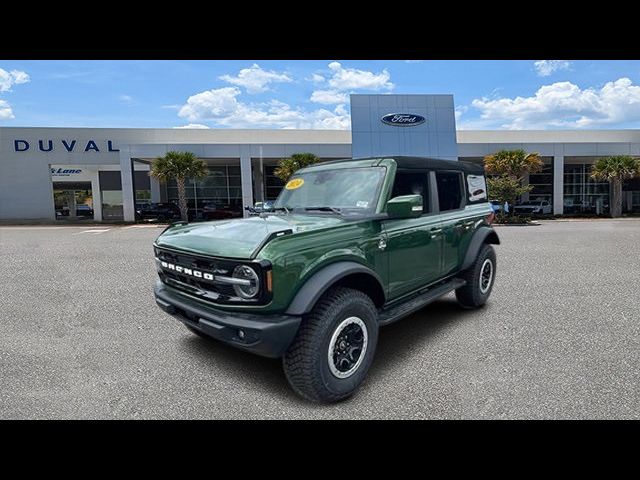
[494,222,541,227]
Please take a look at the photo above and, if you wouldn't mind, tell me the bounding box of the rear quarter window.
[466,173,488,204]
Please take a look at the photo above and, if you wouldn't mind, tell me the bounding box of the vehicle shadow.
[178,333,293,400]
[178,296,476,404]
[370,297,476,379]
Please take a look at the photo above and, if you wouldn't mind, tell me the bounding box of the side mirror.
[386,194,424,219]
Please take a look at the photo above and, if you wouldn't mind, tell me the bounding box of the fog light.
[238,330,245,340]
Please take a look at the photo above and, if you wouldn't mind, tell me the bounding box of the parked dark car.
[55,206,70,217]
[75,204,94,217]
[136,202,181,222]
[201,202,238,220]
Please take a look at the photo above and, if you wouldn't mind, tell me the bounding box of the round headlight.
[232,265,260,299]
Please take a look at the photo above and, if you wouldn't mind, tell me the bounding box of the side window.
[435,171,464,211]
[391,170,430,213]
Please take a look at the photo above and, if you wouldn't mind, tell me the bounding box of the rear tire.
[283,287,379,403]
[455,244,496,308]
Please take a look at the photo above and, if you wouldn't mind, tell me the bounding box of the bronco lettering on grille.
[160,261,225,281]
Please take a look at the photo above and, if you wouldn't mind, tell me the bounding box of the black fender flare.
[285,261,385,315]
[460,226,500,271]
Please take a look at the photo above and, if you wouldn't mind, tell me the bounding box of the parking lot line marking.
[74,229,111,234]
[0,226,69,230]
[123,225,164,229]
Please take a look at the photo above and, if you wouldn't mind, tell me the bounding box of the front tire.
[455,244,496,308]
[283,287,379,403]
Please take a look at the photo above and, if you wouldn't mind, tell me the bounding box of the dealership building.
[1,93,640,222]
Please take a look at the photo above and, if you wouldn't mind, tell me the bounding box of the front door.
[383,216,442,300]
[382,169,441,301]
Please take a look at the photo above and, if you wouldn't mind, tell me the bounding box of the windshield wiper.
[304,206,343,216]
[272,206,291,214]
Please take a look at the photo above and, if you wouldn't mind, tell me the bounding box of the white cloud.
[534,60,571,77]
[173,123,210,129]
[0,68,30,92]
[309,73,325,84]
[455,105,468,122]
[404,60,423,63]
[119,94,133,102]
[310,89,349,104]
[178,86,350,129]
[219,64,292,94]
[470,77,640,129]
[0,99,14,119]
[308,61,394,105]
[179,61,396,129]
[327,61,394,90]
[178,87,242,121]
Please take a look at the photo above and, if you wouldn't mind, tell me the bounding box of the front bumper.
[154,281,301,358]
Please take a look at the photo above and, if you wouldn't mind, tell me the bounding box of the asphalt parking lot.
[1,220,639,419]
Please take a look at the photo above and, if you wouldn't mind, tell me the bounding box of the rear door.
[435,170,475,276]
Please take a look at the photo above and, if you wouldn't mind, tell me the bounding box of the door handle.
[457,221,474,230]
[464,221,474,229]
[429,228,442,238]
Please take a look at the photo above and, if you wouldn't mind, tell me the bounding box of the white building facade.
[1,94,639,222]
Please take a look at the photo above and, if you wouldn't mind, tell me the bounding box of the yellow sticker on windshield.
[285,178,304,190]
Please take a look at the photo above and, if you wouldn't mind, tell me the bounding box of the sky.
[1,60,640,130]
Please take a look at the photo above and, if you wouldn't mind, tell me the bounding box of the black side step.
[378,278,466,326]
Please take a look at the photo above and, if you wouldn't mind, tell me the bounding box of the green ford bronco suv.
[153,156,499,402]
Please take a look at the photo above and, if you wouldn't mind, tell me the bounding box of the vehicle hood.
[155,214,344,259]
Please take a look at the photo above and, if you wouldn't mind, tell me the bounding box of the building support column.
[92,170,103,222]
[553,155,564,215]
[120,148,136,222]
[240,148,254,218]
[252,158,265,203]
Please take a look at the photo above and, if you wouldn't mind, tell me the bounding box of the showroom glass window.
[264,165,285,201]
[563,159,610,215]
[99,171,124,221]
[528,157,553,206]
[165,164,242,218]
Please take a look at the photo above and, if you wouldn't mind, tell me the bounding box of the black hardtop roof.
[316,156,485,174]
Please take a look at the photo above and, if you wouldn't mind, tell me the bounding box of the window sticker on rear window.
[467,175,487,201]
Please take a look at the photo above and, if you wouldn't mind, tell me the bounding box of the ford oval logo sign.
[381,113,426,127]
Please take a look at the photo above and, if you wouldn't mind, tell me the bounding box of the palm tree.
[274,152,321,183]
[484,149,544,179]
[590,155,640,218]
[150,151,208,222]
[484,149,544,215]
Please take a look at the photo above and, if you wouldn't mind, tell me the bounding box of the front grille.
[155,247,252,303]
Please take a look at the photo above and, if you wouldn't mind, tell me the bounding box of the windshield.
[274,167,385,214]
[518,202,539,206]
